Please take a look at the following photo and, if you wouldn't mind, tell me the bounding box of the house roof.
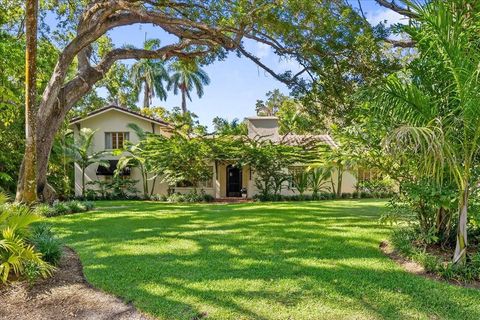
[244,116,279,120]
[274,133,338,148]
[70,104,170,127]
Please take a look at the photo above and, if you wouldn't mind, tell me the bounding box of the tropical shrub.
[29,224,63,266]
[292,170,309,198]
[390,226,480,283]
[0,196,54,283]
[86,177,139,200]
[34,200,95,217]
[166,191,214,203]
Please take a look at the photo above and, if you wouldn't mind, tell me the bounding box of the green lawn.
[50,200,480,320]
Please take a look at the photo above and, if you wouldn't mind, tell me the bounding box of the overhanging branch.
[375,0,418,19]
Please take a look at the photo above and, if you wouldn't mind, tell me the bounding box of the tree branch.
[375,0,418,19]
[385,38,416,48]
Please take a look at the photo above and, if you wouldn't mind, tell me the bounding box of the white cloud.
[255,42,271,59]
[366,8,406,27]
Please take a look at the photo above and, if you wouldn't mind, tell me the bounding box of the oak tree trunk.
[16,0,38,203]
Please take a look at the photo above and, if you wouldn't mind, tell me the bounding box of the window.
[105,132,129,149]
[357,168,382,183]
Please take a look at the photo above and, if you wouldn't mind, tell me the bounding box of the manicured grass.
[50,200,480,319]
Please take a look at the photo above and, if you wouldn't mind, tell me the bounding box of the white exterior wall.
[246,167,357,198]
[72,109,169,197]
[72,111,358,199]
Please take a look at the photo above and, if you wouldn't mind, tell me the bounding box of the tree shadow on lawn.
[51,201,480,319]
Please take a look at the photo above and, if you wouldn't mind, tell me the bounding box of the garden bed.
[0,247,152,320]
[380,241,480,290]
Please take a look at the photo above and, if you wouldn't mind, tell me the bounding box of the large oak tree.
[16,0,408,202]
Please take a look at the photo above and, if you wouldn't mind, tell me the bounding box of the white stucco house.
[70,105,359,199]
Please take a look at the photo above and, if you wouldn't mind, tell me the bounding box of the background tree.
[212,117,247,136]
[168,59,210,114]
[139,111,213,191]
[131,39,169,109]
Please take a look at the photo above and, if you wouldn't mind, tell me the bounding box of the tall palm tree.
[131,39,169,108]
[167,59,210,114]
[375,0,480,263]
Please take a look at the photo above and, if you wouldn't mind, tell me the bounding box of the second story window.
[105,132,129,149]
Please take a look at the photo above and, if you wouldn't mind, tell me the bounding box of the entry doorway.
[226,165,242,197]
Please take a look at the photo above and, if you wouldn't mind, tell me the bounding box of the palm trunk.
[17,0,38,203]
[150,176,157,196]
[453,186,468,264]
[336,166,343,198]
[181,87,187,114]
[82,166,86,197]
[143,82,150,108]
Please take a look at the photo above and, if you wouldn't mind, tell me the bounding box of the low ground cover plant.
[34,200,95,217]
[254,191,394,202]
[151,191,214,203]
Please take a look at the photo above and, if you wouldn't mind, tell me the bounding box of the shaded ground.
[45,200,480,319]
[0,247,152,320]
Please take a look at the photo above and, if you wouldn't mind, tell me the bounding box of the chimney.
[245,116,279,140]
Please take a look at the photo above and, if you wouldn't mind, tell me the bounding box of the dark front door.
[227,165,242,197]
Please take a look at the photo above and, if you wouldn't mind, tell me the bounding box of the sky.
[68,1,406,129]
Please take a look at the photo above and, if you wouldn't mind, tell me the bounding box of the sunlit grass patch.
[50,200,480,320]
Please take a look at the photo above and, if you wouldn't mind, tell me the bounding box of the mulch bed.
[0,247,153,320]
[379,240,480,290]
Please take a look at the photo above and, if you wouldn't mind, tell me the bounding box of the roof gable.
[70,105,170,127]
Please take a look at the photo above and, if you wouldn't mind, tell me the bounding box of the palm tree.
[115,123,159,199]
[308,167,332,199]
[167,59,210,114]
[375,0,480,263]
[292,170,309,199]
[68,128,109,197]
[131,39,169,108]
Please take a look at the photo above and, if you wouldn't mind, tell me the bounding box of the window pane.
[112,132,117,149]
[105,133,112,149]
[118,132,124,149]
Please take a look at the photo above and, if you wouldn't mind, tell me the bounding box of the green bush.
[51,202,71,216]
[30,224,63,266]
[33,203,55,217]
[0,194,54,283]
[166,191,214,203]
[35,200,95,217]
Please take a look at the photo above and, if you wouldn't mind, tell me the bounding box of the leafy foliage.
[66,128,109,197]
[0,194,54,283]
[373,0,480,263]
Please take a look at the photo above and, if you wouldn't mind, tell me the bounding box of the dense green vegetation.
[50,200,480,320]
